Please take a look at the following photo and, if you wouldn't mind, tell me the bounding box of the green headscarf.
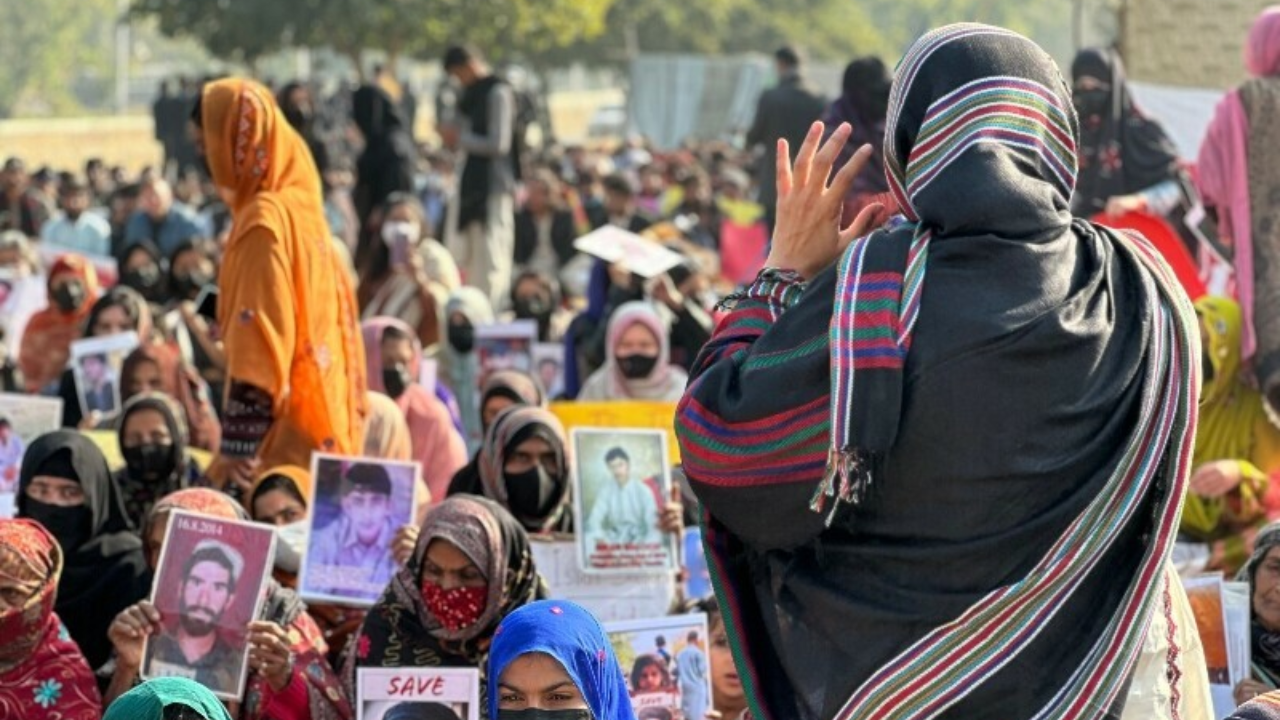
[103,677,232,720]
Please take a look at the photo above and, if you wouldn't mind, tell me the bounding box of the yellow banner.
[549,401,681,462]
[84,429,213,472]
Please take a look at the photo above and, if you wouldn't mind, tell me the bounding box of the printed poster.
[476,321,537,386]
[298,453,420,607]
[142,509,276,701]
[356,667,480,720]
[70,331,139,418]
[605,613,713,720]
[0,393,63,518]
[532,343,566,399]
[571,428,678,575]
[549,401,681,463]
[529,537,674,623]
[1184,575,1251,719]
[574,225,685,279]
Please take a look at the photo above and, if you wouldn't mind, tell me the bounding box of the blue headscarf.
[487,600,636,720]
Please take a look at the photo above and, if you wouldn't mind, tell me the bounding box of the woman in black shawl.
[16,430,149,675]
[675,24,1201,720]
[819,57,891,221]
[344,495,545,711]
[352,84,416,234]
[1070,48,1195,232]
[113,392,206,528]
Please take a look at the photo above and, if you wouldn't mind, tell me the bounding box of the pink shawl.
[362,317,468,503]
[1197,6,1280,358]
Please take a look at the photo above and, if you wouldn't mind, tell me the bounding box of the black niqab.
[17,430,149,672]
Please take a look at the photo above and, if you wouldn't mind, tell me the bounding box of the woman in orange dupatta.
[195,78,367,485]
[18,255,100,393]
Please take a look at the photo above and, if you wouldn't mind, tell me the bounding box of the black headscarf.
[1070,47,1182,216]
[679,24,1197,720]
[352,84,416,227]
[820,57,891,203]
[114,392,198,528]
[383,703,463,720]
[17,430,149,671]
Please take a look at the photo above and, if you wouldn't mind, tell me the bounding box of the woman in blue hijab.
[488,599,635,720]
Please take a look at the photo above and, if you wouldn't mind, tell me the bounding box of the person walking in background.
[745,47,826,234]
[351,84,416,234]
[441,45,519,310]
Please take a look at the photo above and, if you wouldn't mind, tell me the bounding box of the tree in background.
[0,0,121,117]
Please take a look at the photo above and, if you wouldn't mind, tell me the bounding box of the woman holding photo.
[247,466,365,670]
[55,285,153,428]
[105,488,352,720]
[344,495,545,707]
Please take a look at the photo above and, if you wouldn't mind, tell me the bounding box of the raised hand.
[766,121,885,279]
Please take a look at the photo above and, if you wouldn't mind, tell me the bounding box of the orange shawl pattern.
[202,78,367,468]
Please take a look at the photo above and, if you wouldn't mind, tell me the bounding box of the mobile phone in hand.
[195,284,219,321]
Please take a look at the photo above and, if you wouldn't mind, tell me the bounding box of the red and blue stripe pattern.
[678,270,832,490]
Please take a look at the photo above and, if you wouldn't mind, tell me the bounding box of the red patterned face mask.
[420,580,489,631]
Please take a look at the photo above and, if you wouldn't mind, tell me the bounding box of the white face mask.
[277,520,309,555]
[381,220,421,246]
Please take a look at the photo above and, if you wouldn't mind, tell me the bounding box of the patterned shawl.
[476,405,573,534]
[0,519,100,720]
[677,24,1198,720]
[1196,7,1280,363]
[345,495,546,702]
[147,488,353,720]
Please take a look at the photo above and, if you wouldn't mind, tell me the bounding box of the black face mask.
[503,465,562,522]
[123,264,162,296]
[1072,88,1110,121]
[617,354,659,380]
[382,364,412,400]
[513,294,553,321]
[174,272,212,300]
[123,442,177,483]
[498,709,592,720]
[52,280,86,313]
[24,498,93,554]
[448,324,476,354]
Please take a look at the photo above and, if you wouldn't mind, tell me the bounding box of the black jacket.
[514,209,577,267]
[746,73,826,209]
